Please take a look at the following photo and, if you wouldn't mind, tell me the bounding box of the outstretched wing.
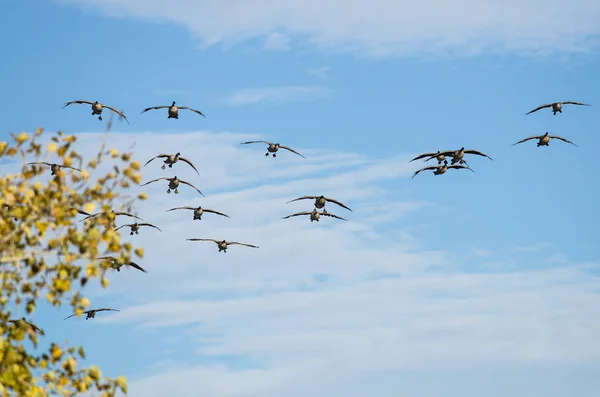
[97,256,118,262]
[144,154,169,167]
[448,165,475,173]
[240,141,270,145]
[412,166,438,179]
[511,136,541,146]
[166,206,196,212]
[549,135,578,146]
[60,165,82,171]
[178,106,206,118]
[114,212,144,221]
[286,196,318,204]
[203,209,230,218]
[127,262,148,273]
[279,145,306,158]
[526,103,552,115]
[94,308,120,313]
[178,157,200,175]
[227,242,259,248]
[114,224,132,231]
[64,313,79,320]
[324,197,352,211]
[63,100,94,108]
[102,105,130,125]
[409,152,439,162]
[321,212,348,221]
[141,177,170,186]
[138,223,162,231]
[561,101,590,107]
[141,105,169,114]
[179,180,205,197]
[187,238,220,243]
[282,212,312,219]
[464,150,493,160]
[26,162,52,167]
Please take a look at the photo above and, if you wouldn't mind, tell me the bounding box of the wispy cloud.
[263,31,290,52]
[223,85,331,106]
[58,0,600,57]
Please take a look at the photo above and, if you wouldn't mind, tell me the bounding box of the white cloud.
[6,130,600,397]
[56,0,600,57]
[263,31,290,51]
[223,85,331,106]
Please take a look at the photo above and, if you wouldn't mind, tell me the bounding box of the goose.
[283,208,347,222]
[143,152,199,175]
[80,210,143,224]
[114,222,161,235]
[526,101,590,115]
[167,206,229,220]
[64,308,119,320]
[286,195,352,211]
[511,132,577,147]
[8,317,45,336]
[409,151,447,165]
[435,147,492,165]
[186,238,259,252]
[25,162,82,175]
[97,256,147,273]
[63,100,129,124]
[412,160,474,179]
[141,101,205,119]
[240,141,305,158]
[141,176,204,196]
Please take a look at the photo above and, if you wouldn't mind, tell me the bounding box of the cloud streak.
[222,85,331,106]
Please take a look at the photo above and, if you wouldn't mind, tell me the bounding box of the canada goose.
[63,100,129,124]
[26,162,82,175]
[167,206,229,220]
[143,152,199,175]
[435,147,492,165]
[526,101,590,115]
[412,160,474,179]
[186,238,259,252]
[80,210,143,224]
[64,308,119,320]
[240,141,305,158]
[511,132,577,147]
[141,101,205,119]
[286,195,352,211]
[97,256,147,273]
[283,208,347,222]
[141,176,205,196]
[8,318,45,336]
[410,151,447,164]
[114,222,161,235]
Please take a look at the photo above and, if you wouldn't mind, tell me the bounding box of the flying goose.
[286,195,352,211]
[186,238,259,252]
[8,318,45,336]
[143,152,199,175]
[115,222,162,235]
[435,147,492,165]
[283,208,347,222]
[97,256,147,273]
[64,308,119,320]
[141,176,205,196]
[26,162,82,175]
[412,160,474,179]
[141,101,205,119]
[409,151,448,165]
[526,101,590,115]
[167,206,229,220]
[240,141,305,158]
[511,132,577,147]
[63,100,129,124]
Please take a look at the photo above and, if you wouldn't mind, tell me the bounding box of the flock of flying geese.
[4,98,591,324]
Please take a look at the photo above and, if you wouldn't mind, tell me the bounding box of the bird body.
[63,100,129,123]
[64,308,119,320]
[26,162,81,175]
[144,152,199,174]
[511,132,577,147]
[286,195,352,211]
[141,101,205,119]
[115,222,161,235]
[526,101,590,115]
[240,141,305,158]
[98,256,148,273]
[141,176,205,196]
[167,206,229,220]
[412,160,474,179]
[187,238,258,252]
[410,151,446,164]
[282,208,347,222]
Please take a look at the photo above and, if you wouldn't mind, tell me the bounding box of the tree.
[0,127,147,397]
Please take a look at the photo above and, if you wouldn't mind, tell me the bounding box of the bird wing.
[321,212,348,221]
[286,196,318,204]
[64,313,79,320]
[549,135,578,146]
[240,141,270,145]
[179,180,205,197]
[409,152,438,162]
[279,145,306,158]
[79,212,102,222]
[437,150,456,157]
[282,212,312,219]
[448,165,475,172]
[97,256,118,262]
[187,238,220,243]
[114,224,131,231]
[526,103,552,115]
[178,106,206,118]
[102,105,130,125]
[143,154,169,167]
[323,197,353,211]
[202,209,230,218]
[71,208,91,216]
[95,308,120,313]
[60,165,82,171]
[141,105,168,113]
[26,162,52,167]
[178,157,200,175]
[412,166,438,179]
[63,100,94,108]
[561,101,590,107]
[114,212,144,221]
[141,177,170,186]
[464,150,493,160]
[138,223,162,231]
[127,262,148,273]
[166,206,196,212]
[227,242,259,248]
[511,136,541,146]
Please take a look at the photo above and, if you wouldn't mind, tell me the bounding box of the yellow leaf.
[47,142,57,152]
[80,297,90,308]
[109,148,119,157]
[115,376,128,394]
[134,248,144,258]
[83,203,96,214]
[15,132,29,144]
[137,192,148,200]
[101,277,109,288]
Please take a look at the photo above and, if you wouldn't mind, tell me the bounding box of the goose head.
[544,132,549,136]
[171,101,176,106]
[93,101,99,105]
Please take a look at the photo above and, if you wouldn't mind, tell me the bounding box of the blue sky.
[2,1,600,396]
